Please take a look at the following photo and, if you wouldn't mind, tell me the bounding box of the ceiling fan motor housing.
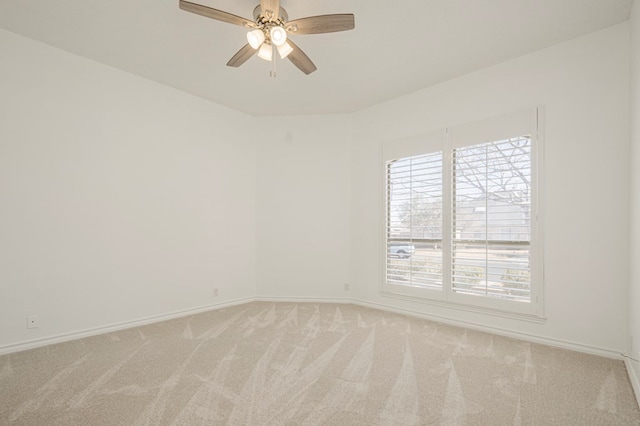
[252,5,288,45]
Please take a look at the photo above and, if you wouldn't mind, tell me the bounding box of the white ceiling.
[0,0,633,116]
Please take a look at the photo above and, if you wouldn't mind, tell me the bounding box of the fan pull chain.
[270,46,277,78]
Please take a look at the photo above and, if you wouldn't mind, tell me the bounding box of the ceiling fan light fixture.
[179,0,354,75]
[258,43,273,61]
[270,26,287,46]
[247,29,265,49]
[277,41,293,59]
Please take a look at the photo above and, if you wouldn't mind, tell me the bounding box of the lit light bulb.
[258,43,273,61]
[247,29,265,49]
[277,41,293,59]
[270,26,287,47]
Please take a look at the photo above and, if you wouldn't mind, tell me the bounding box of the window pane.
[451,136,532,302]
[450,244,531,301]
[386,152,443,290]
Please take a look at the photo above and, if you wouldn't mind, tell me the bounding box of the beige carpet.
[1,302,639,425]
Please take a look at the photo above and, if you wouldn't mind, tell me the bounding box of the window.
[386,153,443,290]
[383,110,542,317]
[451,137,532,302]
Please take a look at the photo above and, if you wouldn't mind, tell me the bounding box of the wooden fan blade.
[260,0,280,20]
[286,40,317,75]
[286,14,355,35]
[179,0,254,28]
[226,44,257,67]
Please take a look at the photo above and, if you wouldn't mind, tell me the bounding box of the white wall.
[255,115,352,299]
[0,30,256,351]
[351,24,630,354]
[628,0,640,393]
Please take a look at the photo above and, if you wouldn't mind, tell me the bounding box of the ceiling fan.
[179,0,355,75]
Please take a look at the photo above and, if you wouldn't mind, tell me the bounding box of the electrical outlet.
[212,288,219,297]
[343,283,350,291]
[27,316,39,329]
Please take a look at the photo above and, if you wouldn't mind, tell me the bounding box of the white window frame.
[381,109,544,319]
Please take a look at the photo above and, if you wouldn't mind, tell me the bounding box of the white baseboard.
[625,357,640,408]
[256,296,624,360]
[0,296,627,364]
[0,297,255,356]
[254,295,354,304]
[351,299,625,360]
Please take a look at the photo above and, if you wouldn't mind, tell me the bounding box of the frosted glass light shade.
[277,41,293,59]
[247,29,265,49]
[270,26,287,46]
[258,43,273,61]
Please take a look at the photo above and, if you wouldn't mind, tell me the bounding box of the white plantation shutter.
[386,152,443,290]
[451,136,532,302]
